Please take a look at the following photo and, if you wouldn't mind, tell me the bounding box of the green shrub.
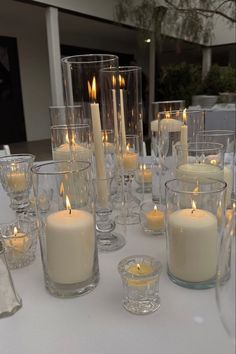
[202,64,236,94]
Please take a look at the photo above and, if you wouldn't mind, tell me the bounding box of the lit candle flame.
[102,131,108,143]
[126,143,130,152]
[165,111,171,119]
[183,108,187,124]
[210,159,217,166]
[137,264,140,271]
[191,200,197,212]
[66,195,72,214]
[154,205,157,212]
[13,227,18,236]
[119,74,125,88]
[112,75,116,88]
[88,76,97,101]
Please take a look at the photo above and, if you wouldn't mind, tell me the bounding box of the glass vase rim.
[49,105,83,110]
[165,178,227,195]
[175,141,224,152]
[0,154,35,164]
[31,160,91,176]
[50,123,90,130]
[152,100,185,104]
[61,54,119,65]
[118,255,162,280]
[118,65,141,73]
[197,130,235,137]
[0,215,37,230]
[157,109,203,115]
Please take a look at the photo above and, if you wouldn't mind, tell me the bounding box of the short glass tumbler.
[0,154,35,212]
[118,255,162,315]
[165,178,227,289]
[31,160,99,298]
[0,216,38,269]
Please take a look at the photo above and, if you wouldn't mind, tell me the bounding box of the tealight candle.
[45,196,95,284]
[137,164,152,184]
[127,263,153,286]
[6,227,29,254]
[176,163,223,182]
[6,172,27,193]
[168,201,218,282]
[123,144,138,172]
[146,205,164,231]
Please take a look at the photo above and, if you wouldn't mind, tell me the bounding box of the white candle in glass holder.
[46,196,95,284]
[6,171,27,192]
[224,165,233,207]
[112,75,119,141]
[168,201,218,282]
[119,75,126,151]
[180,109,188,163]
[176,163,223,182]
[151,118,182,133]
[53,143,91,162]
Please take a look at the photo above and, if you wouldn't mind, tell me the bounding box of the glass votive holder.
[31,160,99,298]
[139,200,165,236]
[0,154,35,212]
[165,178,227,289]
[135,162,152,193]
[118,255,162,315]
[0,216,38,269]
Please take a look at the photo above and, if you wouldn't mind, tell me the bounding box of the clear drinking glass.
[0,154,35,212]
[165,178,227,289]
[31,160,99,298]
[93,175,125,252]
[196,130,235,207]
[0,240,22,318]
[216,195,235,343]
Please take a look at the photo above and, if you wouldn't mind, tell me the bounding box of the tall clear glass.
[31,161,99,298]
[216,195,235,343]
[152,100,185,115]
[196,130,235,207]
[165,178,227,289]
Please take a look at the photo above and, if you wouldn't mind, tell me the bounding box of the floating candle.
[145,205,164,231]
[137,164,152,184]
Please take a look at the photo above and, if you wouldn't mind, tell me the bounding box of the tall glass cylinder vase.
[196,130,235,207]
[31,161,99,298]
[165,178,227,289]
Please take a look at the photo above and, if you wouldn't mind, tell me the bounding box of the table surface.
[0,184,235,354]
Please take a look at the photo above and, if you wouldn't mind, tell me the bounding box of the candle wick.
[69,209,72,215]
[191,209,195,214]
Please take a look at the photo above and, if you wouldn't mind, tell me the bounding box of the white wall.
[0,1,51,141]
[212,17,236,46]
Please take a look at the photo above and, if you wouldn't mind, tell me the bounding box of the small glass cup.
[118,255,162,315]
[165,178,227,289]
[0,241,22,318]
[0,154,35,212]
[93,175,125,252]
[31,160,99,298]
[139,200,165,236]
[0,216,38,269]
[135,162,152,193]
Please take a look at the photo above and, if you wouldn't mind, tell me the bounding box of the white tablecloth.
[0,185,234,354]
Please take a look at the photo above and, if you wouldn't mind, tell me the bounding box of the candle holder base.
[123,296,160,315]
[97,232,125,252]
[44,270,99,298]
[167,269,230,290]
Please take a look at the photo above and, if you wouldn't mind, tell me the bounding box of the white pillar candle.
[112,75,119,142]
[168,208,218,282]
[151,118,183,133]
[137,164,152,184]
[53,143,91,162]
[176,163,224,182]
[123,151,138,172]
[180,108,188,163]
[46,208,95,284]
[6,172,27,192]
[224,165,233,207]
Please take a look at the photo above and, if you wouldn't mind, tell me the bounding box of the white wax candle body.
[180,125,188,163]
[120,89,126,150]
[112,89,119,141]
[224,165,233,207]
[151,119,183,133]
[6,172,27,192]
[137,168,152,184]
[168,208,218,282]
[46,209,95,284]
[176,163,224,182]
[123,152,138,172]
[90,103,108,207]
[53,143,91,162]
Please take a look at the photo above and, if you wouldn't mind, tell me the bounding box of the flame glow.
[137,264,140,271]
[183,108,187,124]
[59,182,64,196]
[210,159,217,166]
[13,227,18,236]
[88,76,96,101]
[191,200,197,211]
[154,205,157,212]
[119,74,125,88]
[112,75,116,88]
[66,195,71,214]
